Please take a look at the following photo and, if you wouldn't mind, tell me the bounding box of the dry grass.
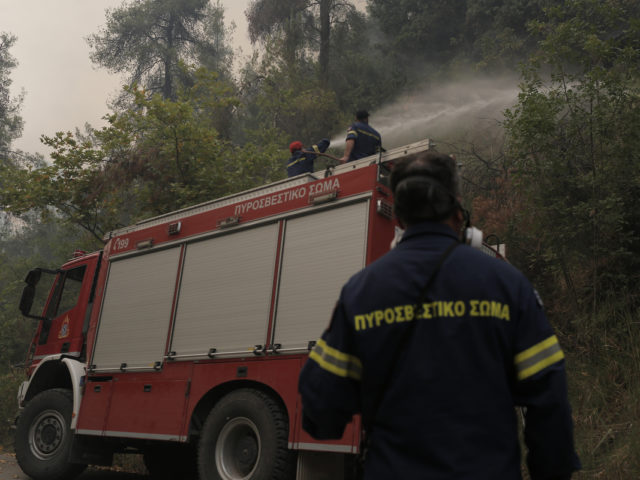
[558,307,640,479]
[0,369,23,447]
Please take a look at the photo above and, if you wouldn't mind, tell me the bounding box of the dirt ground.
[0,448,148,480]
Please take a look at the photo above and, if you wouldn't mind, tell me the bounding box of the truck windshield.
[29,271,58,319]
[46,266,87,318]
[36,266,86,345]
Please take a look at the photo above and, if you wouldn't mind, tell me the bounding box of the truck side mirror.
[24,268,42,287]
[19,268,55,322]
[19,284,36,317]
[20,269,42,317]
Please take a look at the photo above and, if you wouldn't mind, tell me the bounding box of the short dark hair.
[390,152,460,225]
[356,110,369,120]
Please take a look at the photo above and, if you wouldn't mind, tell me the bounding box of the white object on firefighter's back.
[390,226,405,249]
[464,226,483,249]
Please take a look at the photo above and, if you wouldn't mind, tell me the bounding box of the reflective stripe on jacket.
[345,121,381,161]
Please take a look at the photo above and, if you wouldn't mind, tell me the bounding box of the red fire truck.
[15,139,447,480]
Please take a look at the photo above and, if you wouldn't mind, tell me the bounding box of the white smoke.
[331,75,520,151]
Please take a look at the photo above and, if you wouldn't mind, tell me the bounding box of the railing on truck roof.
[104,139,434,240]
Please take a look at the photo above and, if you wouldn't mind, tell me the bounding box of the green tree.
[367,0,467,65]
[0,31,34,239]
[464,0,545,70]
[326,8,404,115]
[0,32,23,158]
[246,0,355,84]
[0,68,285,242]
[88,0,233,100]
[366,0,549,77]
[237,45,342,149]
[240,4,401,146]
[247,0,306,67]
[504,0,640,313]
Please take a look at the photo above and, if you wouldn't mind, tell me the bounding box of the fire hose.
[301,150,342,166]
[301,150,342,177]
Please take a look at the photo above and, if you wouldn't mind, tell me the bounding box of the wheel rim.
[28,409,66,460]
[215,417,261,480]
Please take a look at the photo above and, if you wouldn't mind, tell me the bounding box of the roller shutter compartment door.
[171,223,279,357]
[273,201,369,349]
[91,247,181,371]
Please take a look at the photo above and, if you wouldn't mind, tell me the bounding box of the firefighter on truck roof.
[339,110,382,163]
[286,138,330,177]
[298,152,581,479]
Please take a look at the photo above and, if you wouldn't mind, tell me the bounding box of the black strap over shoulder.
[359,240,460,461]
[414,240,460,316]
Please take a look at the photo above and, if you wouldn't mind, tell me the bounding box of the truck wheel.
[144,443,198,480]
[15,388,87,480]
[198,388,295,480]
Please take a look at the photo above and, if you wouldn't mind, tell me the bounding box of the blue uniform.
[287,138,330,177]
[345,121,382,161]
[299,222,580,480]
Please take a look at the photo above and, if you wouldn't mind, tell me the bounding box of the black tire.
[15,388,87,480]
[143,443,199,480]
[198,388,295,480]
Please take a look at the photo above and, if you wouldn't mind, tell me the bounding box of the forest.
[1,0,640,477]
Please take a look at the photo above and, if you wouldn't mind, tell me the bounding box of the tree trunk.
[319,0,330,86]
[163,13,175,100]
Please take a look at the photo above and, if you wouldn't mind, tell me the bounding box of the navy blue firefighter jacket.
[287,138,330,177]
[345,121,382,161]
[299,221,581,480]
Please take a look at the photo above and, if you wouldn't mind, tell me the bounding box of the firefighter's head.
[356,110,370,122]
[390,152,463,228]
[289,141,303,153]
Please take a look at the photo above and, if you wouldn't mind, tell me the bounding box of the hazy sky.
[1,0,253,158]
